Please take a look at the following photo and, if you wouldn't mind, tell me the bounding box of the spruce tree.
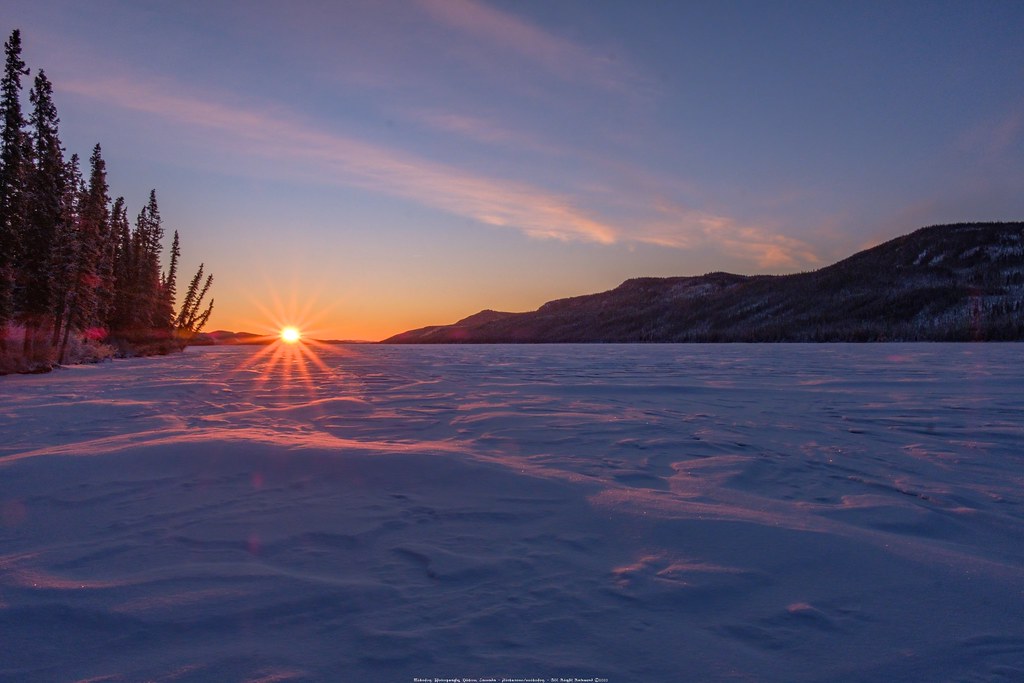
[53,153,82,359]
[108,196,132,333]
[136,189,163,330]
[175,262,214,340]
[159,230,179,329]
[71,144,110,335]
[23,70,65,358]
[0,29,30,348]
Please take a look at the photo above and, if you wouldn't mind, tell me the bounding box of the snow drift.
[1,344,1022,681]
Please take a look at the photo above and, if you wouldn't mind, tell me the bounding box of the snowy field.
[1,343,1023,682]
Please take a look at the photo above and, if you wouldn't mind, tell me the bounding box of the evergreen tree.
[22,70,65,358]
[71,144,110,334]
[97,181,118,330]
[136,189,163,328]
[159,230,180,328]
[0,29,30,348]
[175,262,213,339]
[108,196,132,332]
[53,153,82,357]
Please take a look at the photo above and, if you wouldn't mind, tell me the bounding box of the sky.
[2,0,1022,340]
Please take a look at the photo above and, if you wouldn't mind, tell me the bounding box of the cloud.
[642,201,820,270]
[414,0,642,94]
[404,108,549,151]
[59,75,819,270]
[60,76,618,245]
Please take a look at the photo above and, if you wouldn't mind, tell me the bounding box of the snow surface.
[1,344,1023,682]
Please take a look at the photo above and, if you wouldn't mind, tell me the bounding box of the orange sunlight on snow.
[247,332,333,393]
[225,283,354,395]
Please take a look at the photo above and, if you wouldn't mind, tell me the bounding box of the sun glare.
[230,284,348,395]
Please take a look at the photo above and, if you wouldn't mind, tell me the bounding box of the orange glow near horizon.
[223,282,357,395]
[244,278,336,344]
[246,332,334,394]
[208,267,552,343]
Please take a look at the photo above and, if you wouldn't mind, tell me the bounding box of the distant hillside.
[190,331,372,345]
[383,222,1024,343]
[189,331,269,345]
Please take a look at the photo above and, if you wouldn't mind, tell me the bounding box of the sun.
[280,326,301,344]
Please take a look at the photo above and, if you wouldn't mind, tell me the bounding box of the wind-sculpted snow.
[1,344,1023,681]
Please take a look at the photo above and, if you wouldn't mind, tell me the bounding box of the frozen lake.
[2,344,1023,681]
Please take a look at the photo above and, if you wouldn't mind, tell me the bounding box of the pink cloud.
[60,77,618,245]
[405,108,549,151]
[59,75,819,270]
[643,201,821,270]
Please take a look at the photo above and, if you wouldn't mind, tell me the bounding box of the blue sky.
[2,0,1022,339]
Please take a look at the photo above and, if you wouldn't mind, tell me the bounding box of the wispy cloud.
[60,77,618,245]
[59,75,819,270]
[414,0,642,94]
[643,201,820,270]
[404,108,549,151]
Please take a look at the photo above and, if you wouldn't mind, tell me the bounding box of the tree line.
[0,30,212,372]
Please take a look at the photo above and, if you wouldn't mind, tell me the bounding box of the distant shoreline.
[383,222,1024,344]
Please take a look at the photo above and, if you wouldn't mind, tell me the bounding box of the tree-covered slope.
[383,222,1024,343]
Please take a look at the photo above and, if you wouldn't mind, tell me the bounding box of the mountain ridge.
[382,222,1024,343]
